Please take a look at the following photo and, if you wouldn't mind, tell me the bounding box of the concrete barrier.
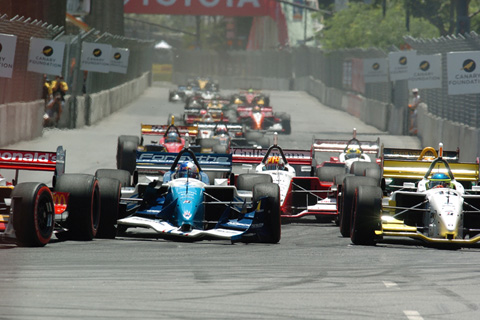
[0,72,151,148]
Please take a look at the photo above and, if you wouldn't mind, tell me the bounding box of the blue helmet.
[427,172,451,189]
[166,131,180,143]
[176,161,199,179]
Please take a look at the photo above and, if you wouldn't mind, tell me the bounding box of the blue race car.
[117,148,281,243]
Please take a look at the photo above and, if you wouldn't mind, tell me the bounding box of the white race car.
[349,144,480,248]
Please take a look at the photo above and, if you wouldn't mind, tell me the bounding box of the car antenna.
[274,132,278,146]
[171,115,175,125]
[438,142,443,159]
[353,128,357,139]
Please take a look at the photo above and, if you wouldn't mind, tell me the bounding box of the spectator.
[50,75,68,103]
[408,88,420,135]
[44,92,62,127]
[42,74,52,105]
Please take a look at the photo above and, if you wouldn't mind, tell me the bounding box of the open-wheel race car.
[235,104,291,135]
[230,89,270,107]
[115,147,281,243]
[0,146,125,246]
[348,143,480,248]
[231,135,339,222]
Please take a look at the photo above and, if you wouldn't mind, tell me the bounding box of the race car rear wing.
[383,159,479,181]
[231,147,313,166]
[0,146,66,183]
[382,146,460,162]
[141,124,198,137]
[136,151,232,174]
[195,122,245,135]
[312,137,380,156]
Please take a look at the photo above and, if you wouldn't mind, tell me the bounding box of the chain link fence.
[0,15,63,104]
[174,32,480,131]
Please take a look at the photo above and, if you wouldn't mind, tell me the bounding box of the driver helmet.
[265,156,285,171]
[427,172,451,189]
[345,148,362,159]
[166,131,180,143]
[215,125,228,136]
[176,161,199,179]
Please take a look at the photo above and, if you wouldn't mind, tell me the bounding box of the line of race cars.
[3,125,480,250]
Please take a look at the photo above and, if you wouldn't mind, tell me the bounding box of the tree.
[318,2,438,50]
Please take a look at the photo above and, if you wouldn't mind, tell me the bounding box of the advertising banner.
[388,50,416,81]
[408,54,442,89]
[363,58,388,83]
[27,37,65,76]
[110,47,130,74]
[446,51,480,95]
[124,0,270,16]
[0,33,17,78]
[80,42,112,73]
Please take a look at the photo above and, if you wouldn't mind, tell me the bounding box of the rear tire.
[316,166,346,183]
[237,173,272,191]
[253,183,281,243]
[96,177,121,239]
[117,136,139,175]
[339,176,377,238]
[350,186,382,245]
[12,183,54,247]
[55,174,101,241]
[95,168,131,187]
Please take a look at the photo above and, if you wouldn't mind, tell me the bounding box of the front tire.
[350,186,382,245]
[253,183,281,243]
[12,183,55,247]
[95,177,121,239]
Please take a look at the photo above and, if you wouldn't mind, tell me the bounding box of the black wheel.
[12,183,54,247]
[117,135,138,175]
[350,186,382,245]
[333,172,352,186]
[350,162,380,178]
[333,173,353,225]
[253,183,281,243]
[316,166,346,183]
[237,173,272,191]
[55,174,101,241]
[96,177,121,239]
[280,114,291,134]
[245,131,264,143]
[257,137,270,148]
[339,176,377,238]
[95,168,131,187]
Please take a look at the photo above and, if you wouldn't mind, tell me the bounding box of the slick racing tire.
[55,174,101,241]
[213,144,229,154]
[339,176,377,238]
[350,162,382,183]
[280,114,291,135]
[95,168,131,187]
[237,174,273,191]
[245,131,264,143]
[316,166,346,183]
[95,177,121,239]
[253,183,281,243]
[117,135,139,175]
[12,183,55,247]
[350,186,382,245]
[257,137,271,149]
[333,173,353,226]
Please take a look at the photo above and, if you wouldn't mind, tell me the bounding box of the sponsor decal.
[183,210,192,219]
[372,62,380,70]
[419,60,430,71]
[0,151,56,163]
[399,56,407,65]
[93,48,102,57]
[114,52,121,60]
[462,59,476,72]
[138,152,232,165]
[43,46,53,56]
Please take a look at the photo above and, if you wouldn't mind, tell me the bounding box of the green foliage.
[319,2,439,50]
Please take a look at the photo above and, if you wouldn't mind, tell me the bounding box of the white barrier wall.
[0,72,151,147]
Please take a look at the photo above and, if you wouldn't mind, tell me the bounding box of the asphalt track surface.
[2,84,480,320]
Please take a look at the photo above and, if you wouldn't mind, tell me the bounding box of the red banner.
[124,0,271,16]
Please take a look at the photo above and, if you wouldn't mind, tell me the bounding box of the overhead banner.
[80,42,112,73]
[110,47,129,74]
[447,51,480,95]
[0,33,17,78]
[388,50,416,81]
[408,54,442,89]
[363,58,388,83]
[27,37,65,76]
[123,0,270,16]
